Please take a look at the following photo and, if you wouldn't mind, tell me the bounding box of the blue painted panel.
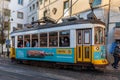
[94,52,101,60]
[94,45,106,60]
[16,48,75,63]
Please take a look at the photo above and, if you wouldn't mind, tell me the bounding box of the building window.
[18,0,23,5]
[39,0,43,5]
[64,1,69,9]
[64,1,69,17]
[4,9,10,16]
[17,24,23,29]
[116,22,120,28]
[119,7,120,12]
[43,10,48,17]
[32,17,34,22]
[29,7,31,12]
[33,4,35,10]
[92,0,101,7]
[36,1,39,8]
[4,22,9,30]
[17,12,23,19]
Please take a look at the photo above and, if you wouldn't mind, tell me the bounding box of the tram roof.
[11,19,105,34]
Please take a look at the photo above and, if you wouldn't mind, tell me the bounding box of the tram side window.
[59,30,70,47]
[24,35,30,47]
[49,32,58,47]
[84,30,90,44]
[40,33,47,47]
[32,34,38,47]
[11,36,15,47]
[17,35,23,47]
[94,27,104,44]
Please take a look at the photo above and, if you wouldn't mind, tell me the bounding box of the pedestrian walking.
[112,43,120,69]
[109,40,118,54]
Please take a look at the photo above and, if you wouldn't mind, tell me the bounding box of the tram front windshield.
[94,27,105,45]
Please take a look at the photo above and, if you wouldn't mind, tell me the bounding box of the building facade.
[0,0,11,53]
[28,0,39,24]
[9,0,29,32]
[38,0,109,22]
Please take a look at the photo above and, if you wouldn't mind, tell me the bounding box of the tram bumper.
[93,59,109,68]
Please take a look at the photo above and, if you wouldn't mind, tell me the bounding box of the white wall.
[9,0,29,32]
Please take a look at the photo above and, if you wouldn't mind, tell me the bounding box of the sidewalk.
[106,64,120,71]
[104,55,120,71]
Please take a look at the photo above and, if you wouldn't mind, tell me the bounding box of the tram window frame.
[103,29,105,44]
[59,30,70,47]
[17,35,23,47]
[24,35,30,47]
[84,30,90,44]
[11,36,15,47]
[77,30,82,44]
[49,32,58,47]
[32,34,38,47]
[94,27,104,44]
[40,33,47,47]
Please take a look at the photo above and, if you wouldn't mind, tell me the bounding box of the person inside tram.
[26,40,30,47]
[60,37,69,47]
[32,40,38,47]
[18,40,23,47]
[64,37,70,46]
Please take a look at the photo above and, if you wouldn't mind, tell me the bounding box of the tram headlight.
[96,47,99,51]
[94,46,100,52]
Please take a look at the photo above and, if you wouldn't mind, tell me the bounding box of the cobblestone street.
[0,57,119,80]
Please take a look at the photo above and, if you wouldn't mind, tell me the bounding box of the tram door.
[76,29,92,62]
